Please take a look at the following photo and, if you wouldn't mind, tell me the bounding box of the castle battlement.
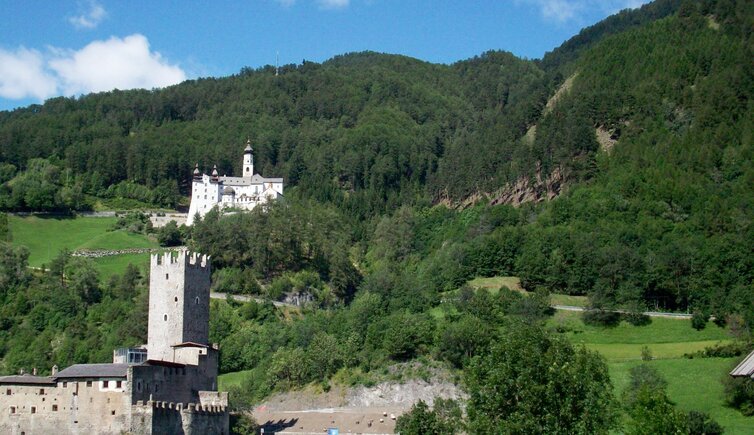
[151,250,210,271]
[135,400,227,415]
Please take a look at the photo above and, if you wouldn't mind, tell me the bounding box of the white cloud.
[0,34,186,102]
[0,47,58,100]
[318,0,350,9]
[69,0,107,29]
[520,0,651,23]
[49,35,186,95]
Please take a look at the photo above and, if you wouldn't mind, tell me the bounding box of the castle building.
[186,140,284,225]
[0,251,229,435]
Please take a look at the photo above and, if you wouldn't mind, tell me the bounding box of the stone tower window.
[195,296,200,304]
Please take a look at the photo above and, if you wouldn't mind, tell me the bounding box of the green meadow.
[550,310,751,433]
[8,215,157,278]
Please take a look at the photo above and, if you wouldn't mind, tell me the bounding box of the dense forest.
[1,0,753,432]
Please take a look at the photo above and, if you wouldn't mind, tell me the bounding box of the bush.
[724,375,754,416]
[686,410,723,435]
[624,312,651,326]
[395,399,462,435]
[692,311,708,330]
[684,341,751,359]
[156,221,183,246]
[582,309,621,327]
[230,413,259,435]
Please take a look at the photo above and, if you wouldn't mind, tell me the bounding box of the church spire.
[243,138,254,177]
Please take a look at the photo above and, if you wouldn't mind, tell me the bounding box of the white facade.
[187,141,283,225]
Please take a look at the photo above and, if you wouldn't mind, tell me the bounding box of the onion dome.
[192,163,201,180]
[211,165,219,176]
[244,138,253,153]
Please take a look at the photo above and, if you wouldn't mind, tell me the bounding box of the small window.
[137,381,142,392]
[62,382,67,388]
[103,381,109,388]
[111,410,115,415]
[52,405,58,412]
[5,389,10,395]
[195,297,200,305]
[86,381,92,387]
[39,388,44,395]
[163,314,168,321]
[10,406,15,414]
[165,273,169,280]
[246,167,250,172]
[31,406,36,414]
[116,381,122,388]
[174,296,178,302]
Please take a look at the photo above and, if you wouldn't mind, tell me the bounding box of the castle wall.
[129,354,218,406]
[0,380,131,435]
[131,400,229,435]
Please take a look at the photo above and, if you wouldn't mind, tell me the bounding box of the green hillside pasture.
[550,310,730,344]
[218,369,253,391]
[467,276,524,293]
[467,276,588,307]
[9,215,157,267]
[93,253,152,281]
[610,358,754,434]
[585,340,728,362]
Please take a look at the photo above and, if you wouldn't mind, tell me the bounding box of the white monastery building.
[187,140,283,225]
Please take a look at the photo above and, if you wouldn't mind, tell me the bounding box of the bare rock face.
[489,165,564,207]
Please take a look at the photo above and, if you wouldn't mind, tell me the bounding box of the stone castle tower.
[147,251,211,363]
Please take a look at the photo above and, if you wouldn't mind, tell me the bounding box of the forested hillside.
[1,1,754,431]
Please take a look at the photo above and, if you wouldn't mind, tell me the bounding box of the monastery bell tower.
[243,139,254,177]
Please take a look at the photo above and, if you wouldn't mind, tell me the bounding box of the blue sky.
[0,0,650,111]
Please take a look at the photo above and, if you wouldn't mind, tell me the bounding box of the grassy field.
[8,215,157,277]
[550,310,752,433]
[550,310,729,344]
[466,275,588,307]
[610,358,753,434]
[218,369,253,391]
[467,276,524,293]
[92,253,152,281]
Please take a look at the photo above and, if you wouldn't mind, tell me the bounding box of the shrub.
[686,410,723,435]
[724,375,754,416]
[691,311,708,330]
[582,309,621,327]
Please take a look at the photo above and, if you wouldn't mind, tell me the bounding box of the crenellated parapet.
[151,250,210,271]
[134,400,228,415]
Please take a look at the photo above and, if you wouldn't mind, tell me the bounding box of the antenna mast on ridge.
[276,51,279,76]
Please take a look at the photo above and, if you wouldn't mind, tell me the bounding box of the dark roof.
[172,342,208,348]
[0,375,55,385]
[53,364,130,379]
[730,350,754,378]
